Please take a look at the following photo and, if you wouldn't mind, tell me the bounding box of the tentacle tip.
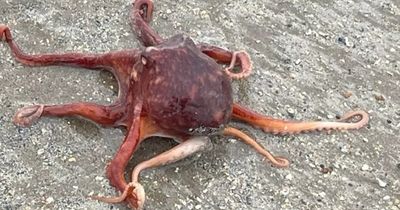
[269,156,290,168]
[224,50,253,79]
[92,182,144,209]
[89,195,104,201]
[13,105,44,127]
[223,69,244,79]
[131,182,145,210]
[337,110,370,129]
[0,24,8,40]
[90,192,127,204]
[135,0,154,23]
[224,67,252,79]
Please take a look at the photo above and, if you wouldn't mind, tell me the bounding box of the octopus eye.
[141,56,148,65]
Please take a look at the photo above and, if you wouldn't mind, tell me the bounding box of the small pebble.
[46,197,54,204]
[95,176,104,181]
[337,36,354,47]
[280,188,290,196]
[377,178,387,188]
[305,29,313,36]
[199,10,209,19]
[361,164,370,171]
[319,192,326,198]
[319,31,329,38]
[285,174,293,180]
[37,148,45,156]
[287,108,295,117]
[342,91,353,98]
[340,145,349,153]
[374,94,385,101]
[383,195,391,201]
[320,166,334,174]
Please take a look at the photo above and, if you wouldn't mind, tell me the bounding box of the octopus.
[0,0,369,209]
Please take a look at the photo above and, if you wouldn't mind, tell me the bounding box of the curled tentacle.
[91,183,134,204]
[133,0,154,23]
[0,24,26,61]
[337,110,369,126]
[224,51,252,79]
[0,24,9,41]
[91,182,145,210]
[13,105,44,127]
[131,0,163,46]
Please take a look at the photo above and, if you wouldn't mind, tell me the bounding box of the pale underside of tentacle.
[261,111,369,135]
[223,127,289,168]
[232,104,369,135]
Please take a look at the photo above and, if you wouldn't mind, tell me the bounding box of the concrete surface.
[1,0,399,209]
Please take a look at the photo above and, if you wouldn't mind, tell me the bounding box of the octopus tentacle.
[13,105,44,127]
[223,127,289,167]
[110,136,209,210]
[91,182,137,203]
[198,43,253,79]
[13,103,127,128]
[0,24,138,94]
[263,111,368,135]
[92,182,145,210]
[224,51,252,79]
[131,0,163,46]
[103,103,143,209]
[0,24,106,68]
[233,104,369,135]
[133,0,154,23]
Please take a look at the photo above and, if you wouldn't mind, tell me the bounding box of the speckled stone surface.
[1,0,399,209]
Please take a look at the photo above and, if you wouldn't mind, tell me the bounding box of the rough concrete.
[0,0,399,209]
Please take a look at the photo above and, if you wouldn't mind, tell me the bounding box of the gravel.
[1,0,399,210]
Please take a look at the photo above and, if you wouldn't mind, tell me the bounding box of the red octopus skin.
[141,35,233,136]
[0,0,369,209]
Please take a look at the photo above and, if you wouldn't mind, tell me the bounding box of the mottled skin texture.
[0,0,369,209]
[141,35,233,136]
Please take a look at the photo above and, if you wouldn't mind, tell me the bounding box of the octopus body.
[141,35,233,136]
[0,0,369,209]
